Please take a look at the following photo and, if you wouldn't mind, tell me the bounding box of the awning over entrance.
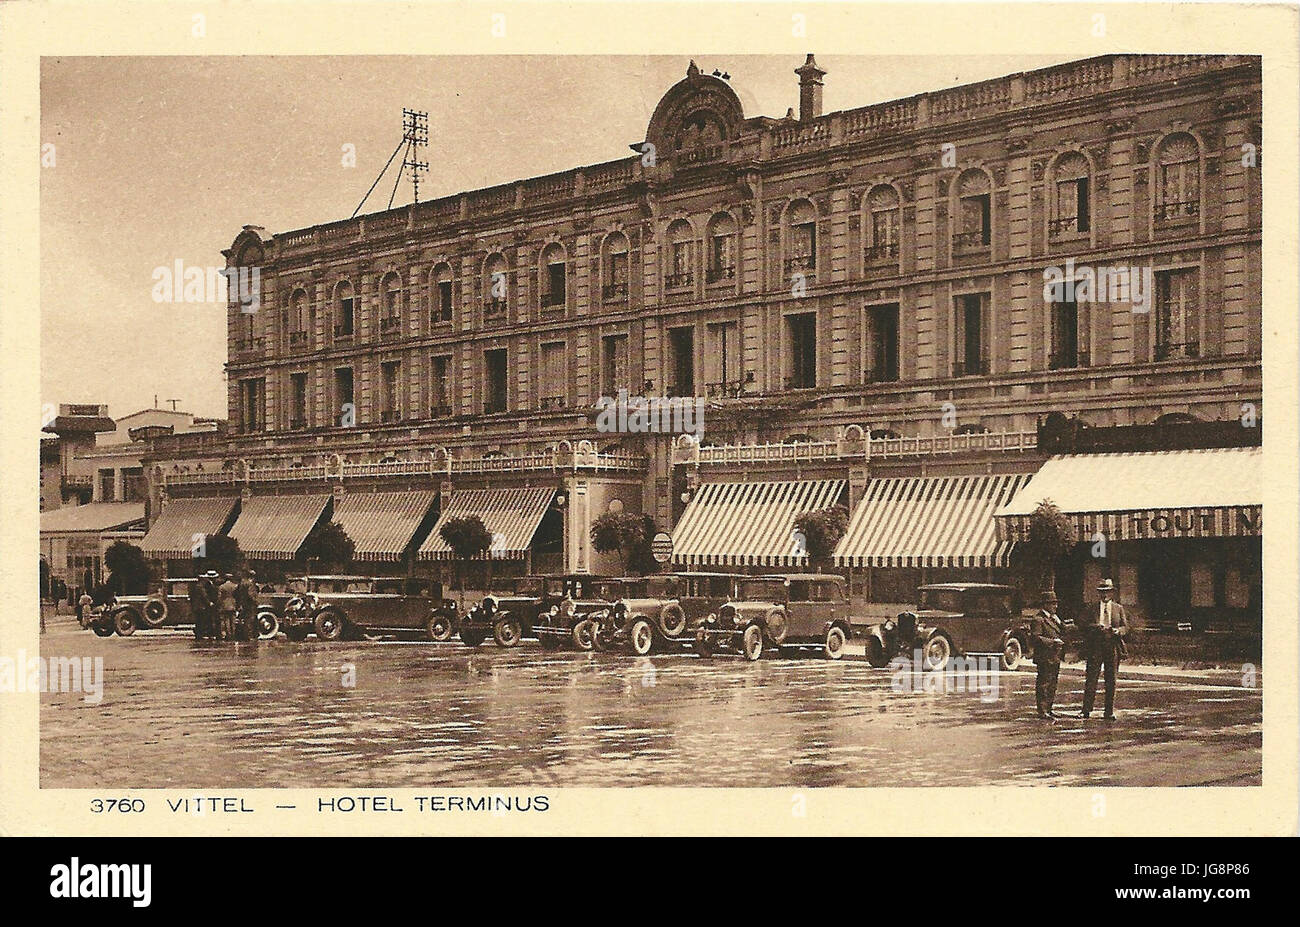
[226,494,331,560]
[995,447,1262,541]
[140,496,238,560]
[39,502,146,534]
[418,487,556,561]
[671,478,846,567]
[833,473,1031,569]
[333,491,437,561]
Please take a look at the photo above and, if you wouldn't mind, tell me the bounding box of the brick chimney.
[795,53,826,122]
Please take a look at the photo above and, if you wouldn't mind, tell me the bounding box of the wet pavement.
[38,615,1261,788]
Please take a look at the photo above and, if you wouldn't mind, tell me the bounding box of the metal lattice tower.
[402,108,429,203]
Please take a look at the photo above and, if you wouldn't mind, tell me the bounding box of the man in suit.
[1081,577,1128,720]
[1027,590,1066,720]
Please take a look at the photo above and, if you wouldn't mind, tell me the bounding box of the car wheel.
[571,619,595,651]
[657,604,686,638]
[764,608,789,645]
[694,628,713,658]
[425,613,453,642]
[114,609,137,637]
[824,625,847,660]
[923,633,952,671]
[741,624,764,662]
[460,627,486,648]
[494,617,523,648]
[142,597,168,628]
[314,609,344,642]
[92,620,115,638]
[629,618,655,656]
[285,626,310,642]
[1001,635,1024,671]
[865,635,889,668]
[255,611,280,640]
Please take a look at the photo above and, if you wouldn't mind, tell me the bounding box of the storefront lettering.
[1131,512,1217,536]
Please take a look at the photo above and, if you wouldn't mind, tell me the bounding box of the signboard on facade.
[650,532,674,563]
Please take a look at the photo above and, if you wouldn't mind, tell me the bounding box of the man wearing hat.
[1027,590,1066,719]
[1081,577,1128,720]
[189,570,217,639]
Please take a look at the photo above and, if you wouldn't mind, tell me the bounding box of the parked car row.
[82,573,1046,670]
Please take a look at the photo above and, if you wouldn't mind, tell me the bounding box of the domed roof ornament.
[687,59,700,79]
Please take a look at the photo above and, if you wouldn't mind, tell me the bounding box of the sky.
[40,53,1074,421]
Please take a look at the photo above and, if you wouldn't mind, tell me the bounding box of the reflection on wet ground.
[39,618,1261,787]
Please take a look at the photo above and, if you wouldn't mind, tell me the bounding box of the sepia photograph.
[3,0,1297,851]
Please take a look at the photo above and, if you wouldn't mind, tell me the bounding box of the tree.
[104,540,151,595]
[793,505,850,570]
[299,520,356,572]
[1022,499,1077,595]
[195,534,242,576]
[590,511,654,575]
[440,515,493,600]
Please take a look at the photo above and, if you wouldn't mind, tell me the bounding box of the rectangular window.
[869,210,899,259]
[121,467,146,503]
[544,263,566,307]
[290,372,308,429]
[708,234,735,281]
[785,312,818,389]
[337,297,354,336]
[791,222,816,269]
[436,281,453,323]
[604,251,629,300]
[1155,269,1200,360]
[98,469,116,503]
[1049,298,1085,369]
[239,377,265,433]
[539,342,568,410]
[333,368,354,426]
[429,355,452,416]
[601,334,628,397]
[668,241,693,288]
[380,361,401,423]
[484,348,508,413]
[864,304,900,382]
[668,327,694,397]
[704,321,741,397]
[954,294,987,376]
[958,194,991,248]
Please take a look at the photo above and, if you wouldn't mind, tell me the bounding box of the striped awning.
[671,479,847,567]
[419,487,556,561]
[140,496,238,559]
[226,494,331,560]
[834,473,1032,569]
[333,491,437,561]
[995,447,1262,541]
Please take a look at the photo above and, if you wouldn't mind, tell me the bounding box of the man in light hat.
[1081,577,1128,720]
[1027,589,1065,719]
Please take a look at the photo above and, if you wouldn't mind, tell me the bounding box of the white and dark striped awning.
[140,496,239,560]
[995,447,1261,541]
[834,473,1032,569]
[332,491,438,562]
[671,479,847,567]
[226,494,331,561]
[418,487,556,561]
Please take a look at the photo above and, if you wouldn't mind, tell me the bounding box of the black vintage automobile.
[591,572,745,655]
[456,576,548,648]
[532,574,617,650]
[695,574,855,661]
[864,583,1033,671]
[100,578,279,640]
[280,575,451,641]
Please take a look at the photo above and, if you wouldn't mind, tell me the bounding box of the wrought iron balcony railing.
[1048,349,1092,370]
[602,282,628,301]
[1155,340,1201,361]
[665,271,694,289]
[953,230,990,250]
[706,265,736,283]
[1156,200,1201,222]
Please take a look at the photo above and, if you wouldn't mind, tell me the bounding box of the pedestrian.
[217,573,239,641]
[235,570,259,640]
[1081,577,1128,721]
[77,590,93,629]
[1027,590,1065,720]
[190,571,217,639]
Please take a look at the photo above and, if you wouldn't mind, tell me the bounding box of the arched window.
[601,232,629,302]
[785,199,817,275]
[431,264,453,324]
[1051,153,1091,237]
[379,272,402,335]
[288,289,309,348]
[540,243,566,309]
[866,185,900,261]
[1156,133,1200,223]
[665,220,695,290]
[334,280,355,339]
[955,170,991,249]
[483,254,508,318]
[706,213,736,283]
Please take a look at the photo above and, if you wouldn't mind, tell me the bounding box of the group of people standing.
[188,569,260,641]
[1027,578,1129,721]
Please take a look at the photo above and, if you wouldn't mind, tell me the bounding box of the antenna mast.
[402,109,429,204]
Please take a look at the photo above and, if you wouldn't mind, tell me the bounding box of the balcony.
[483,399,508,415]
[1156,200,1201,223]
[288,330,309,348]
[952,359,990,377]
[333,322,354,340]
[1155,340,1201,362]
[953,230,990,251]
[1048,216,1088,238]
[704,380,745,399]
[783,256,815,276]
[863,366,900,384]
[866,241,900,261]
[232,336,265,358]
[1049,349,1092,370]
[602,282,628,301]
[60,474,93,492]
[379,315,402,336]
[485,298,508,319]
[665,271,694,289]
[784,375,816,391]
[706,265,736,284]
[539,396,568,411]
[682,429,1040,468]
[427,403,453,418]
[541,291,566,309]
[379,410,402,424]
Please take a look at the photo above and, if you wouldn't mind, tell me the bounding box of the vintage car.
[695,574,854,661]
[864,583,1031,671]
[590,575,684,655]
[456,576,548,648]
[98,577,279,640]
[532,574,617,650]
[279,575,449,641]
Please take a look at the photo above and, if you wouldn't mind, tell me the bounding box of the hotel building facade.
[141,54,1263,630]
